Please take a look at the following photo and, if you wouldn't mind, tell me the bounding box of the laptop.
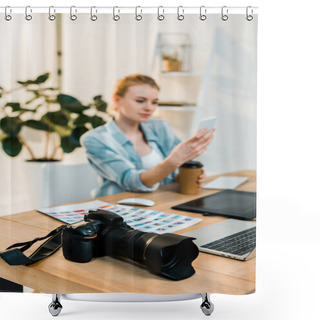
[182,219,256,261]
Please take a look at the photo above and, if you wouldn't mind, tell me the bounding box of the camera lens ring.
[142,234,158,262]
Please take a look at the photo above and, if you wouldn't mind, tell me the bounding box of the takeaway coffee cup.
[178,161,203,195]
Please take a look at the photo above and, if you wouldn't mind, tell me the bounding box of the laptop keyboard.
[201,227,256,256]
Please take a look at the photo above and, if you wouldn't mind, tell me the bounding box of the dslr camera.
[62,209,199,280]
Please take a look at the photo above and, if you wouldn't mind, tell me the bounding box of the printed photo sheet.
[38,200,202,234]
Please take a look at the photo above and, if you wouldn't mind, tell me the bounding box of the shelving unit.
[152,32,216,140]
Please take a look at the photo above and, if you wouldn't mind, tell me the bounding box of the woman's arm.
[140,128,214,187]
[81,134,160,192]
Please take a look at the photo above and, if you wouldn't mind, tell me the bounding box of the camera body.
[62,210,199,280]
[62,210,126,263]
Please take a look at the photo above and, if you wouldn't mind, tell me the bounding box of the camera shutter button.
[85,226,93,233]
[83,226,97,239]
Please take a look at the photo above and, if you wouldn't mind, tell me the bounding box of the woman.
[80,74,214,196]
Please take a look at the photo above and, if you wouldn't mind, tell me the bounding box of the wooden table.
[0,170,256,295]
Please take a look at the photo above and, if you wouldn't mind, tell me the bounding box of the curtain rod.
[0,6,259,14]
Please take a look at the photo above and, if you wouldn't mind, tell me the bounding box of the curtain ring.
[221,6,228,21]
[135,6,142,21]
[113,6,120,21]
[70,6,77,21]
[25,6,32,21]
[4,6,12,21]
[246,6,254,21]
[90,6,98,21]
[200,6,207,21]
[177,6,184,21]
[157,6,165,21]
[49,6,56,21]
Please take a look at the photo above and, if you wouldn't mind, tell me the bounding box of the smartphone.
[197,117,217,133]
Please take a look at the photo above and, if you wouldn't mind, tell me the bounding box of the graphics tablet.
[172,189,256,220]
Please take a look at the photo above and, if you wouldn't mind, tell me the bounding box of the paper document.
[38,200,108,224]
[203,176,249,190]
[98,203,202,234]
[38,200,202,233]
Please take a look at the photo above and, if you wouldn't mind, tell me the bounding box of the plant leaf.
[96,100,108,112]
[5,102,21,111]
[90,116,106,128]
[60,136,77,153]
[35,73,50,84]
[73,114,91,126]
[93,95,108,112]
[93,95,102,101]
[57,94,89,113]
[0,117,22,136]
[2,136,22,157]
[17,73,50,86]
[6,102,37,113]
[43,111,69,126]
[69,126,88,147]
[23,120,50,131]
[17,80,34,85]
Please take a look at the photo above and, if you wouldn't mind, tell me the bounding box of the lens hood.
[144,233,199,280]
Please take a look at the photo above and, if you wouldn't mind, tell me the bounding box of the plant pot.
[162,59,183,72]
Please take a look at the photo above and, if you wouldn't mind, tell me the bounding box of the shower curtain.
[0,5,257,314]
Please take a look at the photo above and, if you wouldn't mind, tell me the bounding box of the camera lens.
[101,227,199,280]
[161,246,177,267]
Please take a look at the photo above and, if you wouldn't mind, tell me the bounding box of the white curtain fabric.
[61,13,257,173]
[0,13,257,214]
[0,15,57,214]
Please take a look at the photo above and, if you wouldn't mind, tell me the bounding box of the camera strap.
[0,225,67,266]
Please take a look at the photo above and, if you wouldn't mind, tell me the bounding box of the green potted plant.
[0,72,110,161]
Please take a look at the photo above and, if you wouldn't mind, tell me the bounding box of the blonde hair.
[113,74,160,98]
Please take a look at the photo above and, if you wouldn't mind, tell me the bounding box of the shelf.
[158,101,195,107]
[157,72,203,77]
[156,106,197,111]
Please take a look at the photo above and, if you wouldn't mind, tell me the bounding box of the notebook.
[182,219,256,261]
[172,189,256,220]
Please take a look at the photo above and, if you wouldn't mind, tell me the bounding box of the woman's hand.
[140,128,214,188]
[174,169,206,188]
[168,128,215,168]
[197,169,206,188]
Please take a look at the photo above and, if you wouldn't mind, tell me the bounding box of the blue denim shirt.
[80,118,181,196]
